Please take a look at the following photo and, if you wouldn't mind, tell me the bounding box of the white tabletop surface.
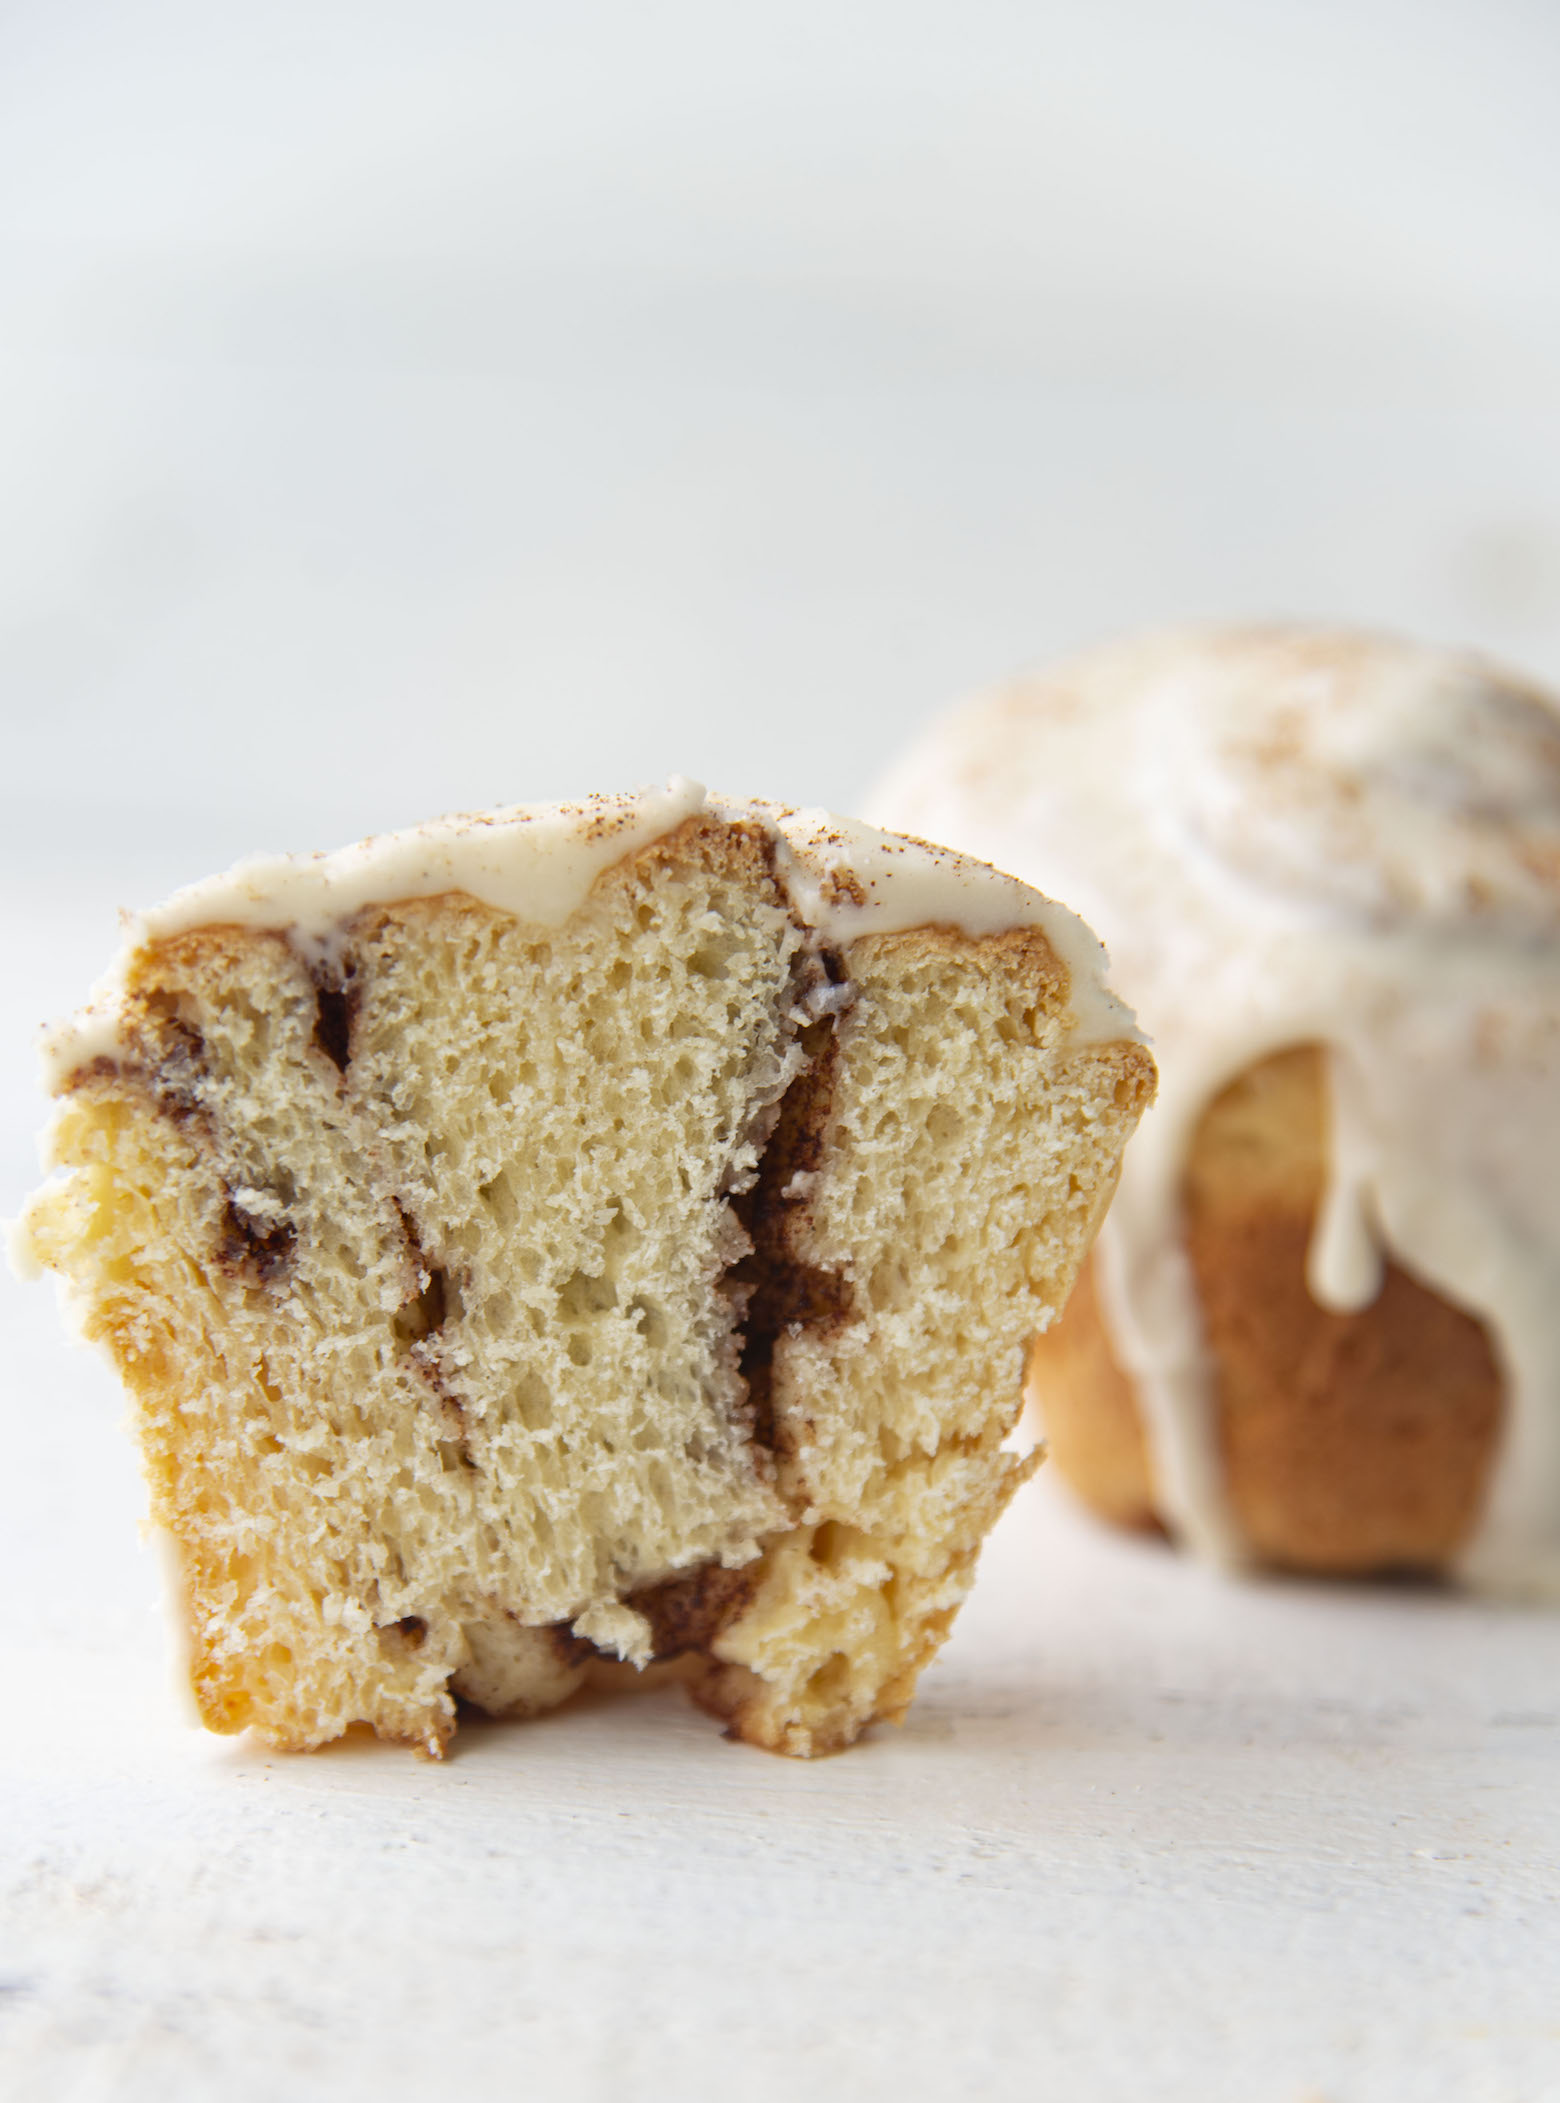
[5,6,1560,2098]
[7,1229,1560,2103]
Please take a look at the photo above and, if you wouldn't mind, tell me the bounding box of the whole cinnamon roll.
[870,627,1560,1589]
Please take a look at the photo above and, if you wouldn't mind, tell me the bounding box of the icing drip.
[1305,1177,1383,1318]
[868,626,1560,1592]
[1305,1050,1385,1316]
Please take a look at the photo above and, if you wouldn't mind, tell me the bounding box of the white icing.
[1305,1049,1385,1316]
[757,803,1134,1047]
[42,778,1135,1087]
[867,626,1560,1592]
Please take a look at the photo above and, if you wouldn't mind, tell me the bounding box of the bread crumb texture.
[24,814,1151,1756]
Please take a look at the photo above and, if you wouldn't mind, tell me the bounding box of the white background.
[4,5,1560,2098]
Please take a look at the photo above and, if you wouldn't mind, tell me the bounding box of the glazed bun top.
[43,776,1135,1090]
[869,627,1560,1591]
[1157,630,1560,938]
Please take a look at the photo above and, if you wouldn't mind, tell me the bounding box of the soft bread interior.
[688,925,1151,1753]
[26,815,1152,1755]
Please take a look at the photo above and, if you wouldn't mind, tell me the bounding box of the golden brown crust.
[1029,1044,1506,1573]
[1025,1255,1159,1533]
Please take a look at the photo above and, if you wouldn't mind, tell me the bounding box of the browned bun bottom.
[1026,1044,1505,1573]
